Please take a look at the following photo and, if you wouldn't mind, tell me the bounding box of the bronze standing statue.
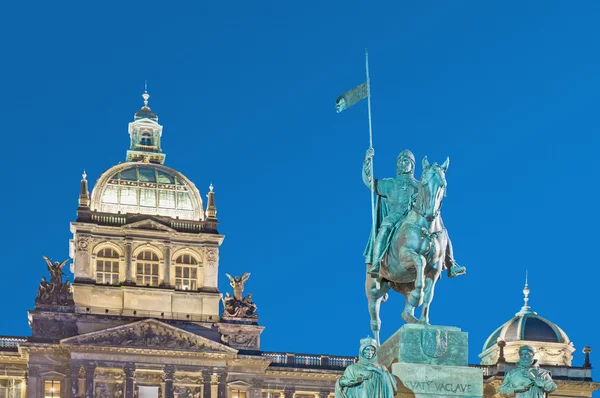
[335,337,397,398]
[498,345,557,398]
[363,150,466,343]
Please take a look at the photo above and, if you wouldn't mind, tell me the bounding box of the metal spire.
[517,270,534,314]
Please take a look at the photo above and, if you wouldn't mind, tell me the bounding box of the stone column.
[163,243,172,287]
[283,387,295,398]
[202,370,212,398]
[125,240,134,284]
[70,366,79,398]
[84,363,96,398]
[217,372,227,398]
[163,365,175,398]
[78,366,86,397]
[124,364,135,398]
[25,368,38,398]
[249,378,263,398]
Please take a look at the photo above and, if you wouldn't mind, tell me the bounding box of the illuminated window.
[175,254,198,290]
[136,251,159,286]
[44,380,61,397]
[96,248,120,285]
[231,390,247,398]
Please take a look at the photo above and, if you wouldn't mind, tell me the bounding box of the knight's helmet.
[397,149,415,165]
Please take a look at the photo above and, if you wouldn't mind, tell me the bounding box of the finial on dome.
[209,183,214,192]
[142,91,150,108]
[518,270,533,314]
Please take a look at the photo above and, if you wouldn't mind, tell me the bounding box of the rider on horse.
[362,148,466,279]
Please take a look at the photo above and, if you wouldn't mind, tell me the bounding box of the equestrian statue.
[363,148,466,345]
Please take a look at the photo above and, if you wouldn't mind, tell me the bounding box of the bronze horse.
[366,157,451,345]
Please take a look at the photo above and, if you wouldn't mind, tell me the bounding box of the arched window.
[96,248,120,285]
[175,254,198,291]
[136,251,159,286]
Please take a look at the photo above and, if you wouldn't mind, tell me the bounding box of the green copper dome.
[134,106,158,121]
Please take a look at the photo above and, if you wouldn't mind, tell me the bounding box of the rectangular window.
[231,391,247,398]
[159,190,176,208]
[139,188,156,207]
[120,186,138,205]
[96,259,119,285]
[175,266,197,291]
[177,192,193,210]
[101,185,118,204]
[44,380,61,397]
[136,262,159,286]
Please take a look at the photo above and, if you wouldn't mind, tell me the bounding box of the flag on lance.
[335,82,368,113]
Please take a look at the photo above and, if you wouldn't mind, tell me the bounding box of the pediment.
[228,380,253,388]
[123,219,175,232]
[61,319,237,354]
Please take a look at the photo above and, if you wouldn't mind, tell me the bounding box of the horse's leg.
[365,268,390,346]
[419,274,439,325]
[400,251,426,323]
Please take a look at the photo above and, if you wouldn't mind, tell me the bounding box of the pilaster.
[283,387,295,398]
[124,240,134,284]
[202,370,212,398]
[163,365,175,398]
[84,363,96,398]
[124,364,135,398]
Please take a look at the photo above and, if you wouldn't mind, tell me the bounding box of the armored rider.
[362,148,466,278]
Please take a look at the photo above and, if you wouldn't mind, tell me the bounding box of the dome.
[90,162,204,221]
[134,106,158,121]
[479,279,575,366]
[482,311,570,352]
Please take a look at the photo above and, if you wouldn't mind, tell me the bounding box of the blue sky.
[1,0,599,372]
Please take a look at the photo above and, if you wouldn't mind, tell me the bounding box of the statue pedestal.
[379,324,483,398]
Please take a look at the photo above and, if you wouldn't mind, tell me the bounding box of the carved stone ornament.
[421,328,449,358]
[31,317,78,339]
[206,247,218,263]
[95,369,125,381]
[221,333,258,349]
[77,236,90,252]
[174,375,203,384]
[95,382,123,398]
[135,372,164,383]
[62,319,238,354]
[174,386,202,398]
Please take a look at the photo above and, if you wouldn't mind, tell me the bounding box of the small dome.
[479,278,575,366]
[90,162,204,221]
[482,311,570,352]
[134,106,158,121]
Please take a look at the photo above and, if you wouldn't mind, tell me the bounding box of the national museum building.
[0,94,597,398]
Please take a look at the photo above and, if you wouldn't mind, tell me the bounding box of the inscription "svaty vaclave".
[405,380,474,394]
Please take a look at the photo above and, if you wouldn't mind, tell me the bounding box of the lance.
[365,50,376,252]
[335,50,377,266]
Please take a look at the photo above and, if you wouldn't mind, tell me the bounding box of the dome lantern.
[127,90,165,165]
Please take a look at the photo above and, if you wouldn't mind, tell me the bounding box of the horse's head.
[416,156,449,221]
